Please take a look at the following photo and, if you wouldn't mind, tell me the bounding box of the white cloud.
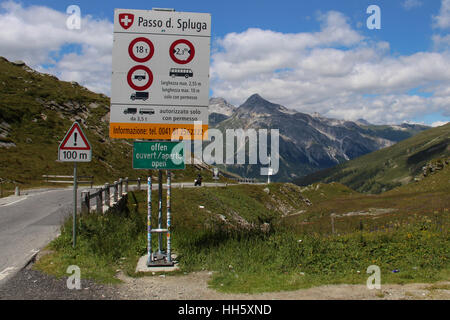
[402,0,423,10]
[433,0,450,29]
[0,2,448,126]
[0,1,112,94]
[211,11,450,124]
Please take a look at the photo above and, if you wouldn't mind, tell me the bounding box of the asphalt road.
[0,181,239,287]
[0,187,84,286]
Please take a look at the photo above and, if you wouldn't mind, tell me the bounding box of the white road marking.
[0,196,28,207]
[0,267,16,281]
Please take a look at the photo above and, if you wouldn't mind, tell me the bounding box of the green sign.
[133,141,185,170]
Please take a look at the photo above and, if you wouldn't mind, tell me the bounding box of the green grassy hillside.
[35,164,449,293]
[294,123,450,193]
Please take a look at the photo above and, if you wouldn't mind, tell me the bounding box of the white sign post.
[110,8,211,140]
[58,121,92,248]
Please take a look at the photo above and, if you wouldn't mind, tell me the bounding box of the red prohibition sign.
[127,65,153,91]
[128,37,154,63]
[169,39,195,64]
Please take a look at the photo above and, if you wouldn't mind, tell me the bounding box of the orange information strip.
[109,123,209,140]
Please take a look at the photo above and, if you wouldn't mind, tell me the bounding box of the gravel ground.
[1,263,449,300]
[116,271,450,300]
[0,263,120,300]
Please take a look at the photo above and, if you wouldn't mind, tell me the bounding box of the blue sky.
[17,0,442,53]
[1,0,449,125]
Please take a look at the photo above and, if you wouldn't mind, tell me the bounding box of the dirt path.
[115,271,450,300]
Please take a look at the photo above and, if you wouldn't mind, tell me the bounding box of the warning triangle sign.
[59,122,91,150]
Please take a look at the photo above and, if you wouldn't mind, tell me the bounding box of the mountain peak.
[238,94,286,114]
[244,93,269,105]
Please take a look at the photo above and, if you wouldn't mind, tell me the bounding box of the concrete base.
[135,254,180,273]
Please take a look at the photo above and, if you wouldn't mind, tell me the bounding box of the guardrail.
[42,175,94,188]
[232,178,258,184]
[80,177,144,214]
[79,176,259,215]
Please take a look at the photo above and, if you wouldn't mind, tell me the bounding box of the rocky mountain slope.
[208,97,236,126]
[211,94,429,181]
[0,57,220,191]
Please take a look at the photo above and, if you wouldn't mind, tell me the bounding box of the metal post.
[73,163,77,248]
[137,177,141,191]
[147,176,152,266]
[167,170,172,263]
[124,177,128,193]
[158,170,163,254]
[119,178,123,196]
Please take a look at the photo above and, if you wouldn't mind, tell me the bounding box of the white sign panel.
[58,122,92,162]
[110,9,211,140]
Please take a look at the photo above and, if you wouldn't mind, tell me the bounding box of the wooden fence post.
[119,178,123,196]
[96,188,103,214]
[114,181,118,202]
[105,183,110,207]
[81,191,90,214]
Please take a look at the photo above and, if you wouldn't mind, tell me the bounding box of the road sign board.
[58,122,92,162]
[133,141,185,170]
[110,9,211,140]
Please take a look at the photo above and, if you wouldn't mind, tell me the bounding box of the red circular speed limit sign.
[128,37,154,63]
[127,65,153,91]
[169,39,195,64]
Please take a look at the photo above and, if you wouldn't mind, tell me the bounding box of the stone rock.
[12,60,25,66]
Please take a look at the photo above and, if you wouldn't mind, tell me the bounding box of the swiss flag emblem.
[119,13,134,30]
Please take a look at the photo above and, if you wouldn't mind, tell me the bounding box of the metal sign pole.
[157,169,163,254]
[167,170,172,263]
[73,162,77,248]
[147,176,152,265]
